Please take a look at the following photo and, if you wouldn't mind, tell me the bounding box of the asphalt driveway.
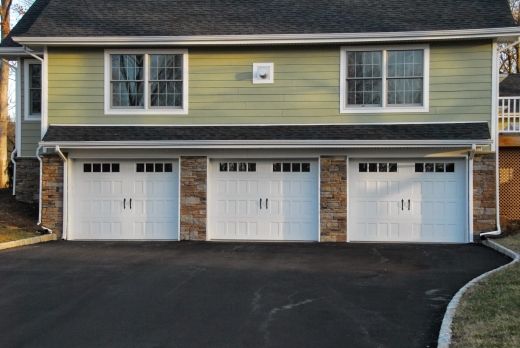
[0,241,510,348]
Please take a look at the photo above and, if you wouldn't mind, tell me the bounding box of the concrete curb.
[0,234,58,251]
[437,240,520,348]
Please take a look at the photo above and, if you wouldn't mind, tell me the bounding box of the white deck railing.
[499,97,520,132]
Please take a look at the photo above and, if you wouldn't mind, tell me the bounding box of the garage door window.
[414,162,455,173]
[358,162,397,173]
[272,162,311,172]
[136,162,174,172]
[219,162,257,172]
[83,163,120,173]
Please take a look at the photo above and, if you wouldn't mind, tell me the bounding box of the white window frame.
[104,49,188,115]
[340,44,429,113]
[24,59,42,120]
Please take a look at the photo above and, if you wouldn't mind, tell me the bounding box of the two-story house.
[1,0,518,243]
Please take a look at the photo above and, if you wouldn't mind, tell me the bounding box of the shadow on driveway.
[0,241,510,348]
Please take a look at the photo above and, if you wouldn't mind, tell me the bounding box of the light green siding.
[46,41,493,125]
[20,58,41,157]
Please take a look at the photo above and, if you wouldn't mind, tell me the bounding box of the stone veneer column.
[15,157,40,204]
[473,153,497,236]
[41,155,64,237]
[180,157,207,241]
[320,156,347,242]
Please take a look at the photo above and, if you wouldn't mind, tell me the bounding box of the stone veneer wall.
[473,153,497,235]
[41,155,64,237]
[15,157,40,204]
[320,156,347,242]
[180,157,207,241]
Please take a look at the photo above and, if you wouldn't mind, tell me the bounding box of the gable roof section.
[41,123,491,148]
[2,0,517,48]
[500,74,520,97]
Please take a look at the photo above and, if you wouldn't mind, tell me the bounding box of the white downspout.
[55,145,68,240]
[468,144,476,243]
[36,145,43,225]
[10,149,16,195]
[479,142,502,239]
[480,43,504,240]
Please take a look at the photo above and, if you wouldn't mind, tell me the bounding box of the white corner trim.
[437,240,520,348]
[103,49,188,115]
[11,27,520,46]
[41,46,48,139]
[23,59,42,121]
[339,44,430,114]
[15,58,22,156]
[491,41,498,152]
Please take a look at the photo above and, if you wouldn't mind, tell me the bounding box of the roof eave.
[12,27,520,46]
[39,140,494,149]
[0,47,36,59]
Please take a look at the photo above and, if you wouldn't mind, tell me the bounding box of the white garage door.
[349,159,467,243]
[72,160,179,240]
[210,159,319,241]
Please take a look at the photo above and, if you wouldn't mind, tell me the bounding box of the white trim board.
[23,59,42,121]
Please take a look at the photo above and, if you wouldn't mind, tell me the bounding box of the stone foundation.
[15,157,39,204]
[41,155,64,238]
[473,153,497,235]
[180,157,207,241]
[320,156,347,242]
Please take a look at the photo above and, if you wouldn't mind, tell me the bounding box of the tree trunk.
[0,0,12,188]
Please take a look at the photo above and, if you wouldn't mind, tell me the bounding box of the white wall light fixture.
[253,62,274,84]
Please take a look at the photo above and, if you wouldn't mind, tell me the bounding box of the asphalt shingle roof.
[41,123,491,143]
[2,0,516,47]
[500,74,520,97]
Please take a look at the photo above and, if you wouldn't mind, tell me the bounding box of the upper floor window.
[104,49,188,115]
[340,45,429,113]
[24,59,42,120]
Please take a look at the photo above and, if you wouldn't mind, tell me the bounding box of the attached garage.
[349,158,467,243]
[209,159,319,241]
[71,159,179,240]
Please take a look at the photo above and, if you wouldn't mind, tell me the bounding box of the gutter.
[55,146,68,240]
[38,140,494,149]
[11,27,520,46]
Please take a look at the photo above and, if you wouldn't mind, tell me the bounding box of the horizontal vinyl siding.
[47,41,492,125]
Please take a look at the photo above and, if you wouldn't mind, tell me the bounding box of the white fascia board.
[12,27,520,46]
[39,139,493,149]
[0,47,36,59]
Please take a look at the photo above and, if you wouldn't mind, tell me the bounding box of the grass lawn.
[0,227,37,243]
[451,233,520,347]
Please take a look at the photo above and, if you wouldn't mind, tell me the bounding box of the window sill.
[104,108,188,115]
[24,115,42,121]
[340,106,429,114]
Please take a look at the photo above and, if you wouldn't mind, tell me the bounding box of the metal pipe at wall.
[10,149,16,195]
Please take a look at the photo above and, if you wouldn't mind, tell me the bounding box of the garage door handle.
[260,198,262,209]
[130,199,132,209]
[401,199,404,211]
[124,198,126,209]
[266,198,268,209]
[408,199,411,211]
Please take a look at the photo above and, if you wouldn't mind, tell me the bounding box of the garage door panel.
[350,159,466,243]
[210,159,318,241]
[72,159,179,240]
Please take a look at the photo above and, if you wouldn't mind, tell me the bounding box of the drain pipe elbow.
[10,149,17,195]
[479,144,502,240]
